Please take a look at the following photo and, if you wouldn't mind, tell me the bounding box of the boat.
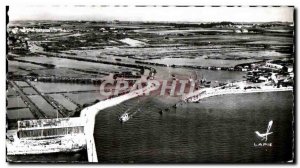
[119,112,130,123]
[159,110,163,115]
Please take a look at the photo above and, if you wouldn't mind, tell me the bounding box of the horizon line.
[9,19,294,24]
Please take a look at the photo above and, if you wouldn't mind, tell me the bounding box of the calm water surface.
[94,91,293,163]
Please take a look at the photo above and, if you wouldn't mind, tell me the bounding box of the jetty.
[80,82,158,162]
[182,81,293,103]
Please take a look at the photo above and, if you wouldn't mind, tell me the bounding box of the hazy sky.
[9,6,294,22]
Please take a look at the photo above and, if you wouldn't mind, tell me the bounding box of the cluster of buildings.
[7,35,29,53]
[7,26,71,53]
[245,60,294,87]
[99,27,118,33]
[8,27,70,34]
[234,29,249,33]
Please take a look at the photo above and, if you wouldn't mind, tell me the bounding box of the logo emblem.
[255,120,273,141]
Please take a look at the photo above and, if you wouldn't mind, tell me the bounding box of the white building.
[265,62,283,69]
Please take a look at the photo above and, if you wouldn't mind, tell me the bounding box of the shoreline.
[182,83,293,103]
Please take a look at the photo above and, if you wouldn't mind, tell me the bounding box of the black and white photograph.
[5,5,295,163]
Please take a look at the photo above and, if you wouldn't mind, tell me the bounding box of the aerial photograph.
[6,6,294,163]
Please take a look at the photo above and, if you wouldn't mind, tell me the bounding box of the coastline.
[182,82,293,103]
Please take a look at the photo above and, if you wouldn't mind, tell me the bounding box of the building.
[265,60,294,72]
[265,62,283,69]
[17,118,85,140]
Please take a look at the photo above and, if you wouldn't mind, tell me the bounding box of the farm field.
[48,94,78,111]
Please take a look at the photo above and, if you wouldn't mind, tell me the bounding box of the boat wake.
[119,108,140,123]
